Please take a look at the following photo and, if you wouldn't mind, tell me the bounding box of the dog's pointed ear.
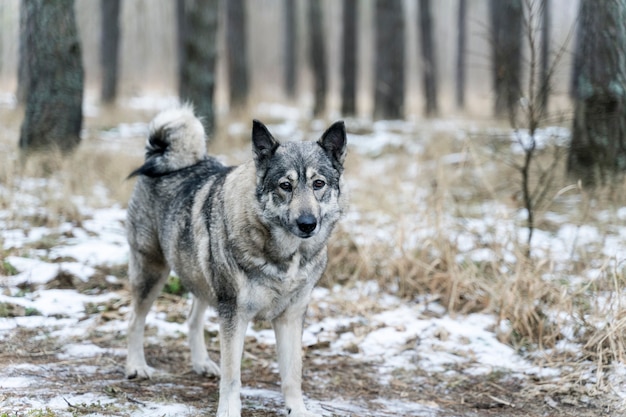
[252,120,279,161]
[318,121,347,170]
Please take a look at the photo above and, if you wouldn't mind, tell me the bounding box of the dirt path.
[0,290,617,417]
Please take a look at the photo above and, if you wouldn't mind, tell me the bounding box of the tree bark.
[568,0,626,185]
[418,0,438,117]
[226,0,249,110]
[341,0,358,116]
[308,0,327,117]
[455,0,467,110]
[16,0,28,105]
[374,0,405,120]
[100,0,121,104]
[284,0,297,99]
[177,0,219,136]
[490,0,523,119]
[19,0,84,154]
[539,0,551,114]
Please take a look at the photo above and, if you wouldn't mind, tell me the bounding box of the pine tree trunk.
[341,0,358,116]
[100,0,121,104]
[455,0,467,110]
[539,0,551,114]
[226,0,249,110]
[308,0,327,117]
[283,0,297,99]
[374,0,405,120]
[490,0,523,119]
[177,0,219,136]
[568,0,626,185]
[418,0,438,117]
[16,0,28,105]
[176,0,186,98]
[19,0,84,153]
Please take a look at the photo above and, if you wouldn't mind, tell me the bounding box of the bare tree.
[308,0,327,117]
[177,0,219,135]
[418,0,438,117]
[374,0,405,120]
[509,0,574,257]
[490,0,523,119]
[456,0,467,109]
[226,0,249,110]
[19,0,84,153]
[284,0,297,99]
[341,0,358,116]
[100,0,121,104]
[568,0,626,185]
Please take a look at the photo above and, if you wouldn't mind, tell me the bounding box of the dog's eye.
[312,179,326,190]
[279,182,293,192]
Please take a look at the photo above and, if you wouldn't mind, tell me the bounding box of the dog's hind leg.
[125,251,169,379]
[188,296,220,376]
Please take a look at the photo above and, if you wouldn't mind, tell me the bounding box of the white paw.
[216,412,240,417]
[125,363,155,380]
[216,402,241,417]
[287,409,322,417]
[287,410,323,417]
[192,359,220,377]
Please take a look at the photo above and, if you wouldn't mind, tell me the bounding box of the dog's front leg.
[216,314,247,417]
[273,307,321,417]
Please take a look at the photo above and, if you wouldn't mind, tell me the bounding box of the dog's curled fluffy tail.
[129,104,207,178]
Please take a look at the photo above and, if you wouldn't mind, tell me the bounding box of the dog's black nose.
[296,214,317,234]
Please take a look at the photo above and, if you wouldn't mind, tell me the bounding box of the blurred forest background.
[3,0,626,186]
[0,0,579,121]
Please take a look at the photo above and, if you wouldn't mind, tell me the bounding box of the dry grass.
[323,121,626,390]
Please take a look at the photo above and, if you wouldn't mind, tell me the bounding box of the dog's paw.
[125,364,155,380]
[192,359,220,377]
[287,410,323,417]
[287,408,322,417]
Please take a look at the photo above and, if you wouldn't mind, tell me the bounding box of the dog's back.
[125,105,231,300]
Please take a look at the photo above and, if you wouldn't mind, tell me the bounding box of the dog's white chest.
[245,252,313,321]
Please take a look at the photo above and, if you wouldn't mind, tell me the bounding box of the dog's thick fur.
[125,105,347,417]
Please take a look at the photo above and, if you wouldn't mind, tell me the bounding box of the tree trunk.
[539,0,551,114]
[490,0,523,119]
[177,0,219,136]
[341,0,358,116]
[16,0,28,105]
[19,0,84,154]
[100,0,121,104]
[176,0,186,98]
[455,0,467,110]
[308,0,327,117]
[284,0,297,99]
[226,0,249,110]
[418,0,438,117]
[374,0,405,120]
[568,0,626,185]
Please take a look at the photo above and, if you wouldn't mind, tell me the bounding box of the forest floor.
[0,279,617,417]
[1,97,625,416]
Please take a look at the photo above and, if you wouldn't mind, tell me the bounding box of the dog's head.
[252,120,347,239]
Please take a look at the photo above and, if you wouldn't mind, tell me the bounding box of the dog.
[124,105,347,417]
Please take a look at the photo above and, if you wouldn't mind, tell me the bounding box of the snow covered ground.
[1,98,625,416]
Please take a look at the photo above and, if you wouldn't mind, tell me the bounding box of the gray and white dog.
[125,105,347,417]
